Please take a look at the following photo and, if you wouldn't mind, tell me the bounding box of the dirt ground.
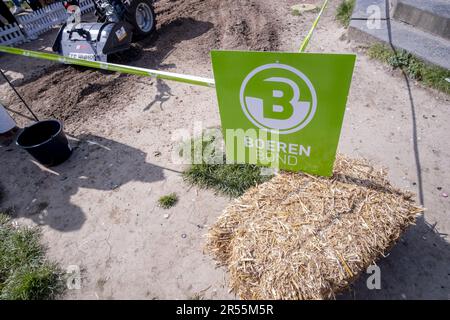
[0,0,449,299]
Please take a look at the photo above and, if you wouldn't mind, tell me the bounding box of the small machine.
[53,0,156,62]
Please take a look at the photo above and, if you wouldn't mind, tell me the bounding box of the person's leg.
[11,0,23,7]
[27,0,43,11]
[11,0,25,15]
[25,0,34,10]
[0,0,17,25]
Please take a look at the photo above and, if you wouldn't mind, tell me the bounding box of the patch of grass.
[158,193,178,209]
[182,133,273,198]
[184,162,269,198]
[336,0,355,28]
[0,214,64,300]
[368,44,450,95]
[367,43,393,63]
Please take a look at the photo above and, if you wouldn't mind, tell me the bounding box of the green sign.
[211,50,356,176]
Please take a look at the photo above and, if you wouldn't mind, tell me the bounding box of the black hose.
[0,69,39,122]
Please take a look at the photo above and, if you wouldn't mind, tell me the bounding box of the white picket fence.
[79,0,96,14]
[16,2,69,39]
[0,0,95,46]
[0,23,26,46]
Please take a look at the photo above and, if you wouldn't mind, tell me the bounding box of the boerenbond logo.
[240,64,317,134]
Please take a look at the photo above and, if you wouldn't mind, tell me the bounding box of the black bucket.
[16,120,72,167]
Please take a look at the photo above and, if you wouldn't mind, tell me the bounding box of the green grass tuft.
[0,214,64,300]
[336,0,355,28]
[182,133,273,198]
[368,44,450,95]
[158,193,178,209]
[184,162,270,198]
[0,183,4,205]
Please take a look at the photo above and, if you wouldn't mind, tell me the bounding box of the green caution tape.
[0,45,216,88]
[299,0,329,52]
[0,4,329,87]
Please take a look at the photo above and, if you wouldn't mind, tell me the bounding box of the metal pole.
[0,69,39,122]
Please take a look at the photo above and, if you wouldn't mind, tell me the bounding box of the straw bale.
[206,155,423,299]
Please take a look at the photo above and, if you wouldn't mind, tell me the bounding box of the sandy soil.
[0,0,449,299]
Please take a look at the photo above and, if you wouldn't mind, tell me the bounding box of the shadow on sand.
[0,134,165,232]
[338,216,449,299]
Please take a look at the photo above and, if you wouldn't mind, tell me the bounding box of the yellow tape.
[0,6,329,87]
[0,45,215,88]
[299,0,329,52]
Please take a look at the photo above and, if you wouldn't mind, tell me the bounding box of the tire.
[124,0,156,38]
[93,1,107,23]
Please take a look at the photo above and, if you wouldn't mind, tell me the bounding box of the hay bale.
[206,155,423,300]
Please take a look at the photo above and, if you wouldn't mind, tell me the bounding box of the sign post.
[211,51,356,176]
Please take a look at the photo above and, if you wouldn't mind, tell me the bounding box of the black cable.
[0,69,39,122]
[384,0,424,206]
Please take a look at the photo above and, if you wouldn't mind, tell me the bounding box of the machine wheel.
[93,1,107,23]
[125,0,156,38]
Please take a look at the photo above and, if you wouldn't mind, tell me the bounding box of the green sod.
[182,132,273,198]
[0,214,64,300]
